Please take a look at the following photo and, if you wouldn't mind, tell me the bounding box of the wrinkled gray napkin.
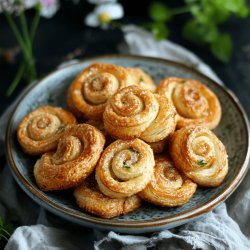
[1,25,250,250]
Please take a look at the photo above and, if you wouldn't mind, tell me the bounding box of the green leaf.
[150,22,169,41]
[214,0,249,17]
[211,34,232,63]
[149,2,172,22]
[182,20,219,44]
[197,159,207,166]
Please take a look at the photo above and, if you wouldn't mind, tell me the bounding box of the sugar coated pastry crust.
[169,125,228,187]
[74,175,142,218]
[147,139,166,154]
[127,67,156,92]
[95,138,155,198]
[17,106,77,156]
[157,77,221,129]
[34,124,105,191]
[103,86,176,142]
[67,63,133,120]
[139,156,197,206]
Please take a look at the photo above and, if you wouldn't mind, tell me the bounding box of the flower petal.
[39,0,60,18]
[84,13,100,27]
[95,3,124,20]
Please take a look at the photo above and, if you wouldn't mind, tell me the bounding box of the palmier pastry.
[67,63,132,120]
[17,106,77,156]
[139,156,197,206]
[127,68,156,92]
[157,77,221,129]
[86,119,108,137]
[34,124,105,191]
[147,140,166,154]
[95,139,155,198]
[169,125,228,187]
[103,86,176,142]
[74,175,142,218]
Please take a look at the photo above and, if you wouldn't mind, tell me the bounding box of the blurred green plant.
[0,216,15,243]
[148,0,249,63]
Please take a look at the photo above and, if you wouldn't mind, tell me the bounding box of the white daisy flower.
[39,0,60,18]
[85,2,124,29]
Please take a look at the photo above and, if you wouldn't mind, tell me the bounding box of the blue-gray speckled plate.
[6,55,250,234]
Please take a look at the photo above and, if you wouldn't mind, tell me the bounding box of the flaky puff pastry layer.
[74,175,142,218]
[95,139,155,198]
[127,68,156,92]
[103,86,176,142]
[17,106,77,156]
[67,63,132,120]
[139,156,197,206]
[157,77,221,129]
[147,140,167,154]
[34,124,105,191]
[169,125,228,187]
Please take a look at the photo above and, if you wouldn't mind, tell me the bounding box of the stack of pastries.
[17,62,228,218]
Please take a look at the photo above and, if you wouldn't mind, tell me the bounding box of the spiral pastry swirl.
[95,139,155,198]
[67,63,132,120]
[127,68,156,92]
[103,86,176,142]
[34,124,105,191]
[157,77,221,129]
[17,106,77,156]
[139,156,197,206]
[169,125,228,187]
[74,175,142,218]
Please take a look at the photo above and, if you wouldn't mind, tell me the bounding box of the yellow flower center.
[98,12,111,23]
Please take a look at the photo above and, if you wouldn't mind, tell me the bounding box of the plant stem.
[20,11,36,80]
[0,227,11,237]
[30,8,41,43]
[3,11,32,65]
[6,62,26,97]
[0,232,9,242]
[171,6,191,15]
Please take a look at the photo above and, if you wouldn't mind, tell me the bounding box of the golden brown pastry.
[157,77,221,129]
[34,124,105,191]
[139,156,197,206]
[147,140,166,154]
[17,106,77,156]
[95,139,155,198]
[127,68,156,92]
[86,119,108,137]
[67,63,132,120]
[103,86,176,142]
[169,125,228,187]
[74,175,142,218]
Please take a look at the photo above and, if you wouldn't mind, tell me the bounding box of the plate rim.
[5,54,250,231]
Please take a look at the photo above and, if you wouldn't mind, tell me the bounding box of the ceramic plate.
[6,55,250,234]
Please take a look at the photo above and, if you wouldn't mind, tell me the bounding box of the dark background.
[0,0,250,117]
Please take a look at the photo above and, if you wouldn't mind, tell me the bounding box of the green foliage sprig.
[0,216,15,242]
[148,0,249,63]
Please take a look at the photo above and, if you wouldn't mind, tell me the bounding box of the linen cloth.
[1,25,250,250]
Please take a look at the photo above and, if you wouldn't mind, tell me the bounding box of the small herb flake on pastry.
[157,77,221,129]
[17,106,77,156]
[67,63,133,120]
[34,124,105,191]
[169,125,228,187]
[139,155,197,206]
[95,139,155,198]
